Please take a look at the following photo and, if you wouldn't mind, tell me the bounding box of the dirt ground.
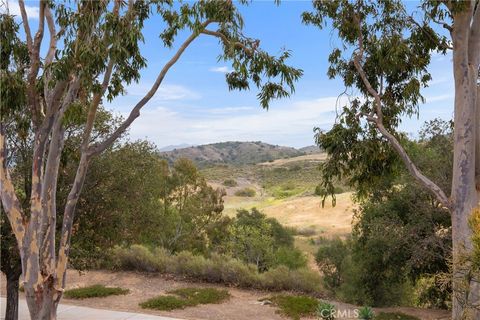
[1,270,450,320]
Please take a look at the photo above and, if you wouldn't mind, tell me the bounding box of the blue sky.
[6,1,455,149]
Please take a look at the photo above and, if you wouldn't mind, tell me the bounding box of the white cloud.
[424,94,453,103]
[125,83,200,101]
[207,106,254,114]
[209,66,231,73]
[2,1,39,18]
[124,97,339,148]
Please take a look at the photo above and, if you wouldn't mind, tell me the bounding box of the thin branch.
[469,2,480,67]
[87,20,212,157]
[18,0,33,51]
[201,29,258,56]
[44,5,57,68]
[353,15,451,209]
[0,123,26,245]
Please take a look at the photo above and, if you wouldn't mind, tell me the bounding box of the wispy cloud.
[207,106,255,114]
[122,97,339,148]
[2,1,39,18]
[125,83,201,101]
[424,94,453,103]
[209,66,231,73]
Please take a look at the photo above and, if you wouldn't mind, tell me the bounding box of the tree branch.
[0,124,26,246]
[468,2,480,67]
[353,15,451,209]
[18,0,33,52]
[201,29,258,56]
[87,21,212,157]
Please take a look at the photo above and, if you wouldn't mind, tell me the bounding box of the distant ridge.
[159,143,195,152]
[159,141,320,166]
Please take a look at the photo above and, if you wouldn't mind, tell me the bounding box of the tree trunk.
[451,8,480,319]
[24,281,61,320]
[4,271,21,320]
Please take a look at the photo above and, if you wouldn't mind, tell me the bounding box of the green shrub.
[358,306,375,320]
[269,294,319,320]
[140,287,230,311]
[108,245,323,295]
[413,275,451,309]
[260,266,323,294]
[234,187,256,197]
[108,245,171,272]
[167,287,230,305]
[140,295,191,310]
[315,238,349,291]
[64,285,129,299]
[274,247,307,270]
[223,179,238,187]
[316,301,336,320]
[375,312,420,320]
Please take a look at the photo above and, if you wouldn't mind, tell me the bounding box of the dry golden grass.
[258,153,327,166]
[262,192,355,238]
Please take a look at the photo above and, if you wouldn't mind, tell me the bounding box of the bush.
[269,294,319,320]
[315,238,349,291]
[234,187,256,197]
[108,245,323,295]
[140,295,191,310]
[358,306,375,320]
[274,247,307,270]
[316,301,336,320]
[64,285,129,299]
[168,287,230,305]
[413,275,451,309]
[222,179,238,187]
[108,245,171,272]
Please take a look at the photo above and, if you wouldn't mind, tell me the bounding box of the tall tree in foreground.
[303,1,479,319]
[0,1,302,319]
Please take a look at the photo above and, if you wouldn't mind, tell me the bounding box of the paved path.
[0,297,182,320]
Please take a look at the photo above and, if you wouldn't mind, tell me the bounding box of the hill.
[159,141,307,166]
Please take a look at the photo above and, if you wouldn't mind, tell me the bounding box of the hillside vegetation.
[159,141,316,166]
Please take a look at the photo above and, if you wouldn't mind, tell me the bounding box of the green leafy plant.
[358,306,375,320]
[234,187,256,197]
[140,287,230,311]
[316,301,336,320]
[139,295,190,311]
[167,287,230,305]
[223,179,238,187]
[268,295,318,320]
[64,285,129,299]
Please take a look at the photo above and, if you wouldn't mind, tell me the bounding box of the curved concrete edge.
[0,297,183,320]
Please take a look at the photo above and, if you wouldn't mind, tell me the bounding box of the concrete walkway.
[0,298,182,320]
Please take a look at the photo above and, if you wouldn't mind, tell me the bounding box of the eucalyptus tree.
[303,1,479,319]
[0,1,302,319]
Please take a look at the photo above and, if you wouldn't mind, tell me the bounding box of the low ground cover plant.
[140,287,230,311]
[267,294,319,320]
[64,285,129,299]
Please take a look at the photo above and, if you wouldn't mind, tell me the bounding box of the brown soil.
[1,270,450,320]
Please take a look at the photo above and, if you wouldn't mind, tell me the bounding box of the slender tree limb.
[469,2,480,67]
[353,15,451,209]
[18,0,33,52]
[87,21,212,157]
[201,29,258,56]
[0,124,26,245]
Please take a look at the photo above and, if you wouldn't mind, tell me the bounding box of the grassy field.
[203,153,355,242]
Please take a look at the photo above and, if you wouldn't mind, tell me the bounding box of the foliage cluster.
[314,121,453,307]
[63,285,129,299]
[107,244,322,294]
[268,294,319,320]
[140,287,230,311]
